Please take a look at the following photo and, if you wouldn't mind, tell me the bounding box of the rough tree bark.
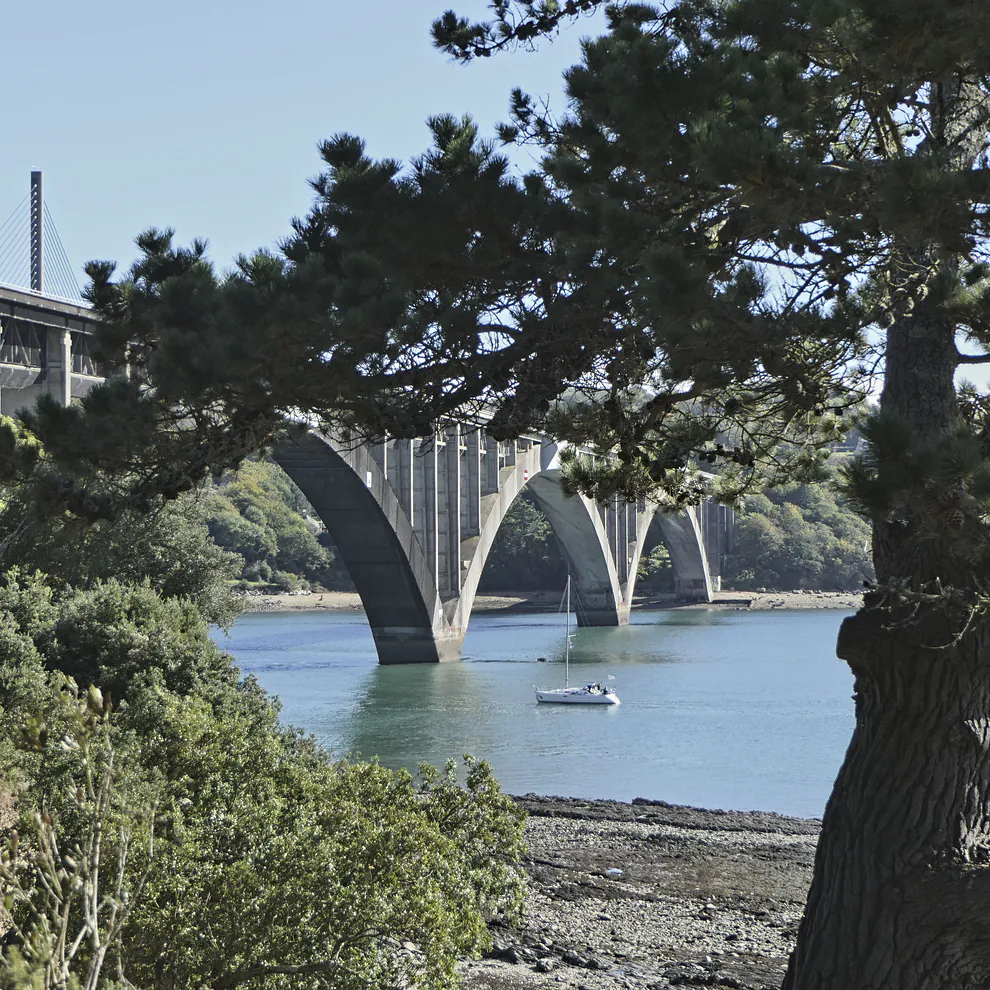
[782,79,990,990]
[783,604,990,987]
[783,318,990,985]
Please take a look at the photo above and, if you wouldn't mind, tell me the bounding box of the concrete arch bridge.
[275,428,732,665]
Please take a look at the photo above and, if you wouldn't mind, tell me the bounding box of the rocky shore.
[240,590,861,614]
[462,796,817,990]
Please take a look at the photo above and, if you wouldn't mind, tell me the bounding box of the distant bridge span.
[0,284,101,414]
[0,284,731,665]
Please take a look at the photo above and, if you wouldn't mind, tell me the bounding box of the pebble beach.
[463,796,817,990]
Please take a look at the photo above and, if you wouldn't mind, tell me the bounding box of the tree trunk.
[783,287,990,985]
[783,611,990,988]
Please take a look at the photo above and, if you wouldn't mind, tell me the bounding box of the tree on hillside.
[477,494,566,591]
[9,0,990,984]
[723,480,874,591]
[199,459,347,591]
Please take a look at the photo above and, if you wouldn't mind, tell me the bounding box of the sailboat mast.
[565,575,570,688]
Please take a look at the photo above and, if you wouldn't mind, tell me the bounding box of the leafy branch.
[1,680,158,990]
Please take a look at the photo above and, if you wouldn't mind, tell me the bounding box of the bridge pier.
[46,327,72,406]
[373,627,463,665]
[275,434,455,664]
[526,471,625,627]
[652,506,714,601]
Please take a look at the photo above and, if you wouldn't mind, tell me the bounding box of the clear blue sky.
[2,1,602,284]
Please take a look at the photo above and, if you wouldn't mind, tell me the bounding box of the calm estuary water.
[214,608,855,818]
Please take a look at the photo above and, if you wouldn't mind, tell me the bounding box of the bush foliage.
[198,460,351,592]
[0,572,527,989]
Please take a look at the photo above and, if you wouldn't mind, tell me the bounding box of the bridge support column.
[46,328,71,405]
[652,506,714,602]
[527,471,625,627]
[373,628,463,665]
[275,434,455,665]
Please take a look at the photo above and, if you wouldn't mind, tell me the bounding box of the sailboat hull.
[535,687,621,705]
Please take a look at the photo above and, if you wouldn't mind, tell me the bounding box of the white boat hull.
[535,687,621,705]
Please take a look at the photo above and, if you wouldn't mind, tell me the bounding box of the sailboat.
[535,576,621,705]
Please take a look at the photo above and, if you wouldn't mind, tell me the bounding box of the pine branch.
[432,1,607,61]
[955,350,990,364]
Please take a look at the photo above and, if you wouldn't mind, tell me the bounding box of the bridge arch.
[649,507,715,601]
[275,430,714,665]
[447,457,625,634]
[274,433,458,664]
[524,471,624,625]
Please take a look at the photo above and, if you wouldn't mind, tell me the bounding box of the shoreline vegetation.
[240,589,863,614]
[461,794,814,990]
[1,790,815,989]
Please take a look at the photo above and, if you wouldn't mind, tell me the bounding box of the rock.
[534,958,555,973]
[486,944,524,964]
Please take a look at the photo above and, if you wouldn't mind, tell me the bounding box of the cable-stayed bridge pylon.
[0,171,85,304]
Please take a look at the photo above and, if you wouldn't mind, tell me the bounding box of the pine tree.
[15,0,990,984]
[429,2,990,986]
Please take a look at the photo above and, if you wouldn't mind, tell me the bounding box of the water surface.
[215,608,855,817]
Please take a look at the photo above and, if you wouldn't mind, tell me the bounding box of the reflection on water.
[214,607,855,817]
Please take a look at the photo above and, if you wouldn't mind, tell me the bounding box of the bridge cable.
[42,206,80,297]
[0,196,30,284]
[45,240,79,301]
[42,205,84,302]
[0,195,28,244]
[0,228,30,273]
[0,228,31,288]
